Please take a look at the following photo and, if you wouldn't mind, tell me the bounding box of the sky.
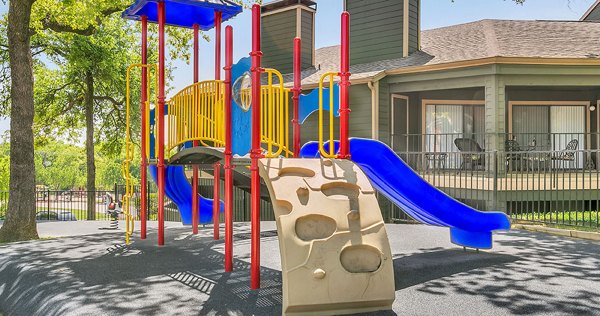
[0,0,596,135]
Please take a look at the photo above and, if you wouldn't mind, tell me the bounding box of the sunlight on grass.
[512,211,600,232]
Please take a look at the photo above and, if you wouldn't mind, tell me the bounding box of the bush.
[0,202,7,220]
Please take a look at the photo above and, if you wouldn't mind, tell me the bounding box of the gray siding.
[378,78,391,144]
[347,0,404,65]
[300,84,373,146]
[262,9,297,73]
[300,10,314,69]
[408,0,420,54]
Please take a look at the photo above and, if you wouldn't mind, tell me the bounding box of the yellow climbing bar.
[124,63,157,245]
[166,80,225,157]
[262,68,291,158]
[319,72,339,158]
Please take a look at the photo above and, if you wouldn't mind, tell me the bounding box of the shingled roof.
[288,19,600,88]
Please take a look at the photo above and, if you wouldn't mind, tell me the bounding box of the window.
[423,100,485,168]
[509,101,589,169]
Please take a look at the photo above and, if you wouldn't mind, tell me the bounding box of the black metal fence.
[392,149,600,229]
[0,178,275,223]
[2,142,598,230]
[0,189,115,221]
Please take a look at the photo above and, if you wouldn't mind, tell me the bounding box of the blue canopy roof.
[122,0,243,30]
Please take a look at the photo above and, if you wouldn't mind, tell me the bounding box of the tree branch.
[39,6,126,35]
[94,95,124,106]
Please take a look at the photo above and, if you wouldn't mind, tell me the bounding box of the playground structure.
[121,1,510,314]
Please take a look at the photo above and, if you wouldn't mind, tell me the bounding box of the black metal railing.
[393,132,599,156]
[389,149,600,229]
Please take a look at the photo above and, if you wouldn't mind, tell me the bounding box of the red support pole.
[213,163,221,240]
[215,11,222,80]
[192,24,200,235]
[292,37,302,157]
[157,1,166,246]
[338,12,351,159]
[224,25,234,272]
[250,4,263,290]
[140,15,148,240]
[212,10,223,240]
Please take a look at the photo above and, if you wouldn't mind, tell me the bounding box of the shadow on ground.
[0,225,282,316]
[1,225,600,315]
[391,229,600,315]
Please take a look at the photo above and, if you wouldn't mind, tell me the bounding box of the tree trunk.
[0,0,39,242]
[85,71,96,220]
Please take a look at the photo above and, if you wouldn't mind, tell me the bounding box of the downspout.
[368,79,380,140]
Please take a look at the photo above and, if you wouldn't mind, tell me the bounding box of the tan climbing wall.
[258,158,395,316]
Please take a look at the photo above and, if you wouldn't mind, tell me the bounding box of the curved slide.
[149,165,223,225]
[300,138,511,249]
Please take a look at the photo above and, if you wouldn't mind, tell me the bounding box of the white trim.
[296,7,301,38]
[403,0,409,57]
[312,10,316,66]
[261,4,315,17]
[368,80,381,140]
[417,0,421,50]
[597,100,600,153]
[391,94,409,151]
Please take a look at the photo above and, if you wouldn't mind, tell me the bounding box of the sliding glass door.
[425,102,485,168]
[550,106,584,168]
[512,103,586,169]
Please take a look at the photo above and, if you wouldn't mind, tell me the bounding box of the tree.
[0,0,261,242]
[0,0,129,241]
[0,0,39,242]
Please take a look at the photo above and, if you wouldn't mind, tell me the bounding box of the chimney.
[345,0,420,65]
[261,0,316,73]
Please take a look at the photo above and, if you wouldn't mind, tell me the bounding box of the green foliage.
[34,141,86,190]
[0,142,8,191]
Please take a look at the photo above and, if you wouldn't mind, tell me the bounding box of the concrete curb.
[512,224,600,242]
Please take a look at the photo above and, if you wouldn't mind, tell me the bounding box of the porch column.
[484,73,506,212]
[484,74,506,152]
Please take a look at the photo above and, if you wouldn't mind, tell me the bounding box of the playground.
[1,0,599,315]
[0,221,599,315]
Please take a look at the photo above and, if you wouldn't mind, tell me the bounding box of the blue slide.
[300,138,510,249]
[149,165,223,225]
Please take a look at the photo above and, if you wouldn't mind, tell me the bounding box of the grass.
[512,211,600,232]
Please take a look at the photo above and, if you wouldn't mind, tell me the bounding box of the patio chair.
[505,139,524,171]
[552,139,579,169]
[454,138,485,173]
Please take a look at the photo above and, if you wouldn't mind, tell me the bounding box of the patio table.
[424,152,447,170]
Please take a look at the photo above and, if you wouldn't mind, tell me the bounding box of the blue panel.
[298,84,340,124]
[230,57,252,156]
[123,0,243,30]
[149,165,223,225]
[300,138,511,249]
[149,109,156,160]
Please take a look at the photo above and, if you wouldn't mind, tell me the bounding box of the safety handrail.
[124,63,157,245]
[165,80,225,156]
[262,68,291,158]
[319,72,339,158]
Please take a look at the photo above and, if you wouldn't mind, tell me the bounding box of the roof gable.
[581,0,600,21]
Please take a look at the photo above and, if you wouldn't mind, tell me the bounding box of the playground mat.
[0,221,599,316]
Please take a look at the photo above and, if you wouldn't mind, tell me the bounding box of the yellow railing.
[261,68,291,158]
[160,69,291,159]
[166,80,225,156]
[319,72,339,158]
[124,63,157,245]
